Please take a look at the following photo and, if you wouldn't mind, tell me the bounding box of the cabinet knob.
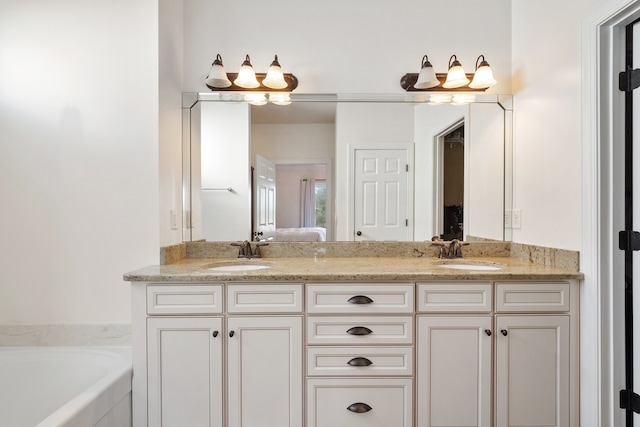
[347,357,373,367]
[484,329,492,336]
[212,331,219,338]
[229,330,235,338]
[347,402,372,413]
[347,295,374,304]
[346,326,373,336]
[501,329,508,336]
[356,231,362,236]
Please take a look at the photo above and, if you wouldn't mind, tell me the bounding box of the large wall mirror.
[182,93,513,243]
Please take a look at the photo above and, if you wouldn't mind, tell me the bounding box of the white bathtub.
[0,347,132,427]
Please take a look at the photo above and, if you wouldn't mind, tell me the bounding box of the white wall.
[182,0,512,94]
[159,0,185,246]
[511,0,608,250]
[0,0,159,324]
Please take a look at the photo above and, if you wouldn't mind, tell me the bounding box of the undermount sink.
[204,260,274,272]
[437,260,506,271]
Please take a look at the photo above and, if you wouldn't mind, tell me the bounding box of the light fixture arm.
[475,54,489,70]
[448,54,461,69]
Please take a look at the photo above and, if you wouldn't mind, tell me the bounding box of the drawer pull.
[346,326,373,335]
[347,402,373,413]
[347,295,374,304]
[347,357,373,367]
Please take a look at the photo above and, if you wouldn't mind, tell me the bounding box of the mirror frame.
[182,92,513,243]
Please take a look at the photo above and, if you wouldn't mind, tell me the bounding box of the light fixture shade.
[234,55,260,89]
[205,54,232,88]
[414,55,440,89]
[262,55,288,89]
[269,93,291,105]
[442,55,470,89]
[469,55,497,89]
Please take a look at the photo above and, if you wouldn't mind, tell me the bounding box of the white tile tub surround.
[0,323,132,347]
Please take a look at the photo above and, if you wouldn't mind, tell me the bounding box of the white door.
[254,154,276,241]
[416,316,492,427]
[495,315,570,427]
[227,316,303,427]
[147,317,223,427]
[353,148,413,241]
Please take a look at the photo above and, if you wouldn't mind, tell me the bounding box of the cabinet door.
[227,316,303,427]
[147,317,223,427]
[416,316,492,427]
[495,315,570,427]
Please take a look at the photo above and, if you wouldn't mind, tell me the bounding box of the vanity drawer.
[227,283,303,313]
[307,316,413,345]
[306,284,414,314]
[417,282,493,313]
[495,282,570,312]
[307,346,413,376]
[147,284,223,315]
[307,378,413,427]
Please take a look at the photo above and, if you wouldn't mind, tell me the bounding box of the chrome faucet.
[231,240,268,258]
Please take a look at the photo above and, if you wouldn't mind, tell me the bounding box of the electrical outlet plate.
[512,209,522,229]
[170,210,178,230]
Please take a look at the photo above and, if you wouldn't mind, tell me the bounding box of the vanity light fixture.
[205,53,299,92]
[400,53,497,92]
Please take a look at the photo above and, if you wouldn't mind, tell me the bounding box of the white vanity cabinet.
[416,281,579,427]
[305,283,415,427]
[134,282,303,427]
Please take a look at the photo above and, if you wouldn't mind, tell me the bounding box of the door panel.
[354,148,412,241]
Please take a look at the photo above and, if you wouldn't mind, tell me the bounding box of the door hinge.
[406,164,409,172]
[619,66,640,92]
[620,389,640,414]
[619,230,640,251]
[405,219,409,227]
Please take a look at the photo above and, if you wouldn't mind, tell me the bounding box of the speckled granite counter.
[124,252,583,283]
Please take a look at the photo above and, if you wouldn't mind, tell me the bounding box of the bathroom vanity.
[125,244,582,427]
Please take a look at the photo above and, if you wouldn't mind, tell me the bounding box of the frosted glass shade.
[469,64,497,89]
[414,55,440,89]
[204,55,232,88]
[443,55,469,89]
[234,55,260,89]
[443,64,469,88]
[262,55,288,89]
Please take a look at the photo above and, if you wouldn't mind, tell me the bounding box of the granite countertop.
[124,255,584,283]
